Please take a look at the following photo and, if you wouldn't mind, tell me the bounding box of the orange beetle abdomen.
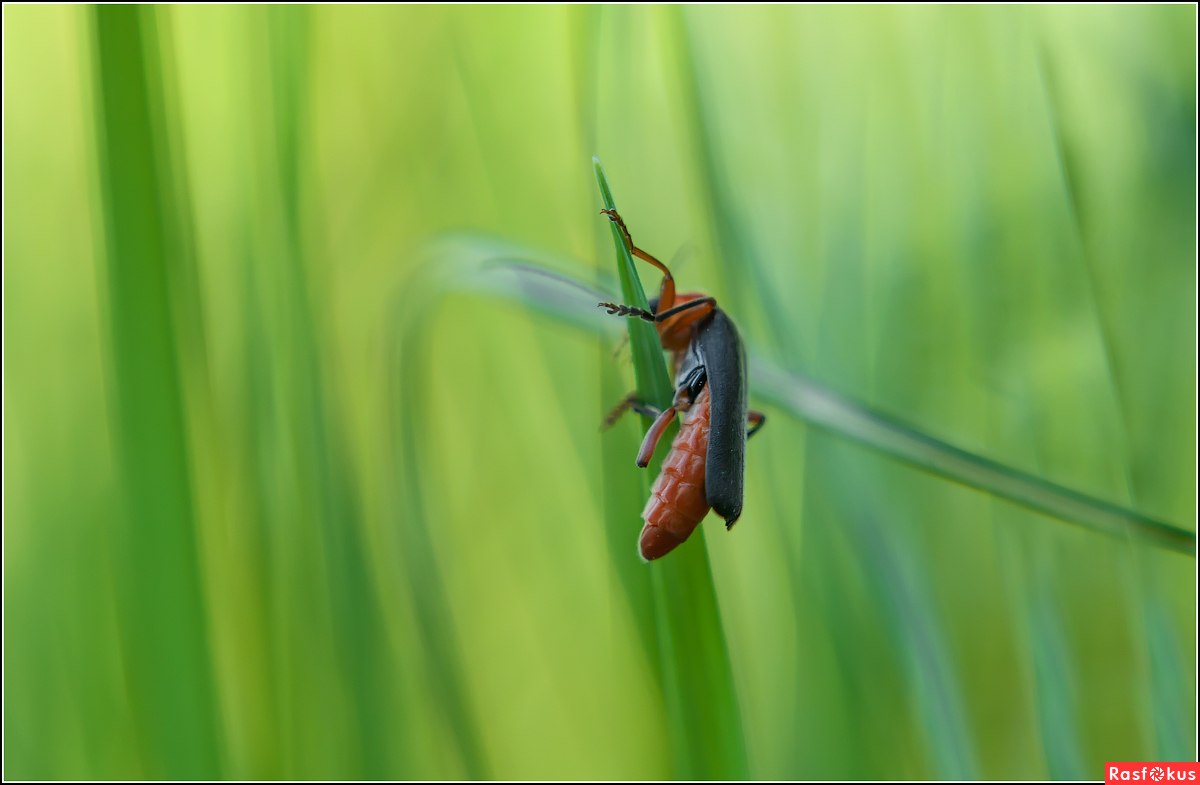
[639,388,712,560]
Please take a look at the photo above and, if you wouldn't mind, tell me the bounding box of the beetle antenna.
[598,302,655,322]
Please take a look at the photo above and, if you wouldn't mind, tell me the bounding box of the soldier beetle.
[599,209,765,561]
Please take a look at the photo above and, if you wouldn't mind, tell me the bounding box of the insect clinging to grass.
[598,208,765,561]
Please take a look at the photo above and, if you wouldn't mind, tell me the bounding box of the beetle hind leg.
[747,410,766,439]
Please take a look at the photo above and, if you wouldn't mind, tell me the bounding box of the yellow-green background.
[3,4,1195,780]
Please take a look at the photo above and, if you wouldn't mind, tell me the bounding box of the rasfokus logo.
[1107,762,1200,783]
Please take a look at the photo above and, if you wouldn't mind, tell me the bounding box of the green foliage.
[3,4,1195,780]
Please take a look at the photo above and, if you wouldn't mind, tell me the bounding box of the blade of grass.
[749,361,1194,555]
[1027,556,1087,778]
[89,5,222,777]
[449,249,1194,556]
[591,152,670,670]
[141,10,290,776]
[813,441,979,777]
[262,7,402,777]
[593,158,749,779]
[385,250,502,778]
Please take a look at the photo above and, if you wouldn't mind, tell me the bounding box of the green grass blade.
[89,5,222,777]
[814,443,979,777]
[592,159,749,779]
[1142,594,1194,759]
[6,6,1191,781]
[1026,566,1087,778]
[386,334,490,778]
[748,361,1194,555]
[261,8,408,777]
[454,251,1195,557]
[384,253,509,778]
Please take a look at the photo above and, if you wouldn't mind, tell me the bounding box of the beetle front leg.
[600,208,677,309]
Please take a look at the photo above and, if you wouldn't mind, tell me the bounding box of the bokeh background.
[3,4,1196,780]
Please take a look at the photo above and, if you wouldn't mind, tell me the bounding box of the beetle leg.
[675,365,707,409]
[633,367,707,466]
[636,405,678,468]
[601,392,662,431]
[600,208,676,310]
[747,410,766,439]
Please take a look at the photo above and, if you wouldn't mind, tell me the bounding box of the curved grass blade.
[383,249,496,778]
[454,249,1195,557]
[750,360,1194,556]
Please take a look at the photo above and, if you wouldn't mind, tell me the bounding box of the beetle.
[598,208,765,561]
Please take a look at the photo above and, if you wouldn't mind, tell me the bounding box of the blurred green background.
[3,4,1196,780]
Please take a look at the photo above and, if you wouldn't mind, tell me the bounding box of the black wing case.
[696,310,747,527]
